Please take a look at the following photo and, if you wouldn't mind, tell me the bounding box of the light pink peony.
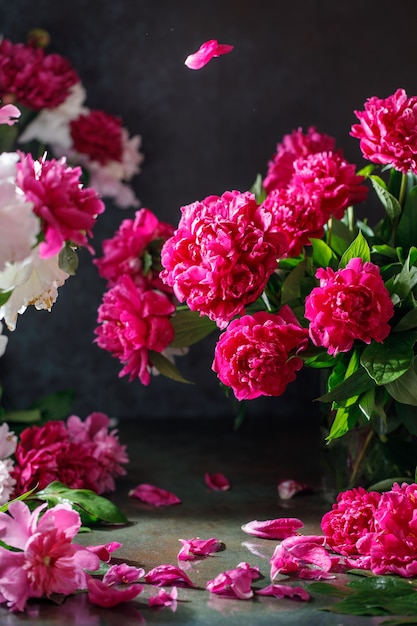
[351,88,417,173]
[263,126,335,193]
[305,257,394,355]
[184,39,234,70]
[160,190,288,328]
[94,208,174,292]
[321,486,381,556]
[16,152,105,258]
[95,277,176,385]
[212,306,309,400]
[70,109,123,165]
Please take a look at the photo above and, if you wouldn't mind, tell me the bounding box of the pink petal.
[129,483,181,506]
[204,472,231,491]
[278,479,311,500]
[144,564,196,588]
[103,563,145,585]
[148,586,178,611]
[0,103,21,126]
[177,537,222,561]
[86,542,122,562]
[184,39,234,70]
[241,518,304,540]
[256,583,310,601]
[206,562,259,600]
[87,577,143,608]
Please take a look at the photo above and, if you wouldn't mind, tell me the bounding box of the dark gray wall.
[0,1,415,420]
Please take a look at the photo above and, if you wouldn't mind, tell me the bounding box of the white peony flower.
[0,422,17,459]
[0,458,16,505]
[0,322,7,358]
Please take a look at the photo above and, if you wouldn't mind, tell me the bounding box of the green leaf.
[385,357,417,406]
[169,309,216,348]
[361,332,417,385]
[317,366,374,404]
[370,175,402,222]
[394,307,417,332]
[358,387,375,420]
[0,486,38,513]
[149,350,193,384]
[35,482,128,525]
[326,219,355,256]
[327,405,361,441]
[310,238,337,269]
[58,245,79,275]
[0,290,12,306]
[339,231,371,268]
[31,390,76,422]
[303,351,337,369]
[372,244,399,260]
[1,409,41,424]
[250,173,267,204]
[281,260,307,305]
[396,401,417,436]
[396,186,417,251]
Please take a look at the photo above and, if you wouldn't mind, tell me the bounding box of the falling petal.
[178,537,222,561]
[0,103,21,126]
[184,39,234,70]
[205,472,231,491]
[129,483,181,506]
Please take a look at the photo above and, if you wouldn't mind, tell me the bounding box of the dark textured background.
[0,0,416,422]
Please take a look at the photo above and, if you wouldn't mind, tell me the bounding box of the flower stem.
[398,172,407,207]
[349,429,374,487]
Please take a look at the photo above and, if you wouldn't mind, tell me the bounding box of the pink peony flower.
[305,257,394,355]
[212,306,309,401]
[129,483,181,506]
[0,38,79,110]
[256,583,310,601]
[0,103,20,126]
[95,277,176,385]
[206,562,260,600]
[70,109,124,165]
[87,577,143,608]
[204,472,231,491]
[241,517,304,540]
[94,208,174,292]
[184,39,234,70]
[177,537,222,561]
[66,412,129,494]
[321,486,381,556]
[148,586,178,611]
[263,126,336,193]
[16,152,105,258]
[351,88,417,173]
[144,564,196,588]
[160,190,288,328]
[0,501,100,612]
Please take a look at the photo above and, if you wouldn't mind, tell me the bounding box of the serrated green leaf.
[339,231,371,268]
[169,309,216,348]
[149,350,193,384]
[361,332,417,385]
[370,175,402,222]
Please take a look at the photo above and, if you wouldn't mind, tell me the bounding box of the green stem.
[398,172,407,207]
[349,429,374,488]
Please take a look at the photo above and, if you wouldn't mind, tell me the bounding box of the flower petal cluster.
[351,88,417,173]
[177,537,221,561]
[160,190,289,328]
[0,501,99,611]
[184,39,234,70]
[206,562,260,599]
[94,275,176,385]
[213,306,309,400]
[0,37,79,110]
[305,257,394,355]
[270,534,339,580]
[11,413,128,496]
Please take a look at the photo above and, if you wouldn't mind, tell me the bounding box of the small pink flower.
[351,88,417,173]
[204,472,231,491]
[241,518,304,540]
[305,257,394,355]
[212,307,309,401]
[177,537,222,561]
[256,583,310,601]
[148,586,178,611]
[184,40,234,70]
[206,562,260,600]
[0,103,20,125]
[144,564,196,588]
[103,563,145,586]
[278,479,311,500]
[129,483,181,506]
[87,577,143,608]
[86,542,123,563]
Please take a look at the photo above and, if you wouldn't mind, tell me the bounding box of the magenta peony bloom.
[94,208,174,292]
[0,501,100,611]
[351,88,417,173]
[263,126,335,193]
[0,38,79,110]
[206,562,260,600]
[95,276,175,385]
[16,153,105,258]
[160,190,288,328]
[70,109,124,165]
[321,486,381,556]
[212,306,309,400]
[184,39,234,70]
[305,257,394,355]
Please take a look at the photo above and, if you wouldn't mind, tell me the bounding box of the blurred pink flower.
[177,537,221,561]
[241,517,304,540]
[70,109,123,164]
[148,586,178,611]
[16,152,104,258]
[184,39,233,70]
[129,483,181,506]
[278,479,310,500]
[305,257,394,355]
[256,583,310,601]
[87,577,143,608]
[204,472,230,491]
[263,126,335,193]
[95,277,175,384]
[213,307,309,400]
[351,88,417,173]
[144,564,195,587]
[160,190,288,328]
[103,563,145,586]
[206,562,260,600]
[0,103,20,125]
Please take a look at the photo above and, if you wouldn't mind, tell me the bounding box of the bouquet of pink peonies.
[94,88,417,489]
